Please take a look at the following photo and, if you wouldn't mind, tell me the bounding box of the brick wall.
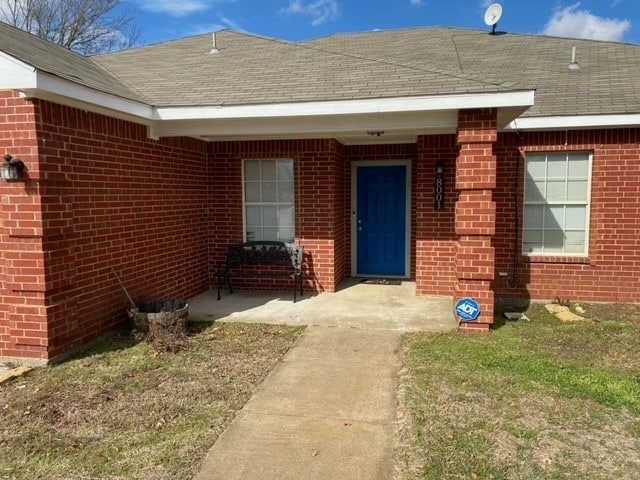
[209,139,346,293]
[1,95,210,362]
[493,129,640,303]
[0,91,43,360]
[455,109,498,331]
[415,135,458,295]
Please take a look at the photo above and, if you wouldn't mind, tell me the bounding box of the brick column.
[455,109,498,332]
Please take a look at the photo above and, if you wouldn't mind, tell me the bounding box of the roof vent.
[568,46,580,70]
[208,32,219,54]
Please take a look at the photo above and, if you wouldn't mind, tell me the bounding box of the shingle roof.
[92,29,520,108]
[302,27,640,118]
[0,21,146,103]
[3,21,640,119]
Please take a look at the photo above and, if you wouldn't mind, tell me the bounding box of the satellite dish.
[484,3,503,34]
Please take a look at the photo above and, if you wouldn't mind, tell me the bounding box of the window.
[523,152,591,255]
[243,159,295,243]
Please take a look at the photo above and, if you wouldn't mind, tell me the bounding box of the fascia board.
[22,71,153,121]
[148,110,460,138]
[153,90,536,121]
[507,114,640,131]
[0,52,37,89]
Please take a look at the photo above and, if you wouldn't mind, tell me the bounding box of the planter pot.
[128,299,189,334]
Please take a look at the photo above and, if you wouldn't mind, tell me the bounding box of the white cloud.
[139,0,214,17]
[410,0,425,5]
[281,0,339,26]
[542,4,631,42]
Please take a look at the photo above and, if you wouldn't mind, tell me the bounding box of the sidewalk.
[193,326,402,480]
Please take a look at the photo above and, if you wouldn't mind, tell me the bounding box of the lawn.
[0,322,304,480]
[396,302,640,480]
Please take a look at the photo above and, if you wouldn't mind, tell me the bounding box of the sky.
[123,0,640,47]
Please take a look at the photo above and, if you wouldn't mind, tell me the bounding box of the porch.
[188,279,457,332]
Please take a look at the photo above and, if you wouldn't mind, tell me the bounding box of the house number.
[435,177,444,210]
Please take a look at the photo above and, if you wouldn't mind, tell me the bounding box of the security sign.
[455,297,481,322]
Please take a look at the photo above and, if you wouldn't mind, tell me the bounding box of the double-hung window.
[243,159,295,243]
[523,152,592,255]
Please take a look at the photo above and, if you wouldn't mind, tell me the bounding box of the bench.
[216,241,304,303]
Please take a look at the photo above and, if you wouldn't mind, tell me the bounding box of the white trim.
[351,160,412,278]
[154,91,535,121]
[507,114,640,131]
[0,52,37,89]
[25,72,153,121]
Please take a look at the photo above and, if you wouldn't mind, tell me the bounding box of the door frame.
[351,159,412,278]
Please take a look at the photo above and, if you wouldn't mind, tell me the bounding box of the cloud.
[542,4,631,42]
[410,0,425,5]
[281,0,340,26]
[139,0,214,17]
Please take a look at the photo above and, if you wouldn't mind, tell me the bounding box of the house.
[1,20,639,363]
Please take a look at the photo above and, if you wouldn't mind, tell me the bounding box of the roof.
[91,26,640,118]
[302,27,640,118]
[92,29,521,108]
[0,21,146,103]
[1,22,640,130]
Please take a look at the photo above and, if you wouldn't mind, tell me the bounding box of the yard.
[0,322,304,480]
[1,303,639,479]
[396,302,640,479]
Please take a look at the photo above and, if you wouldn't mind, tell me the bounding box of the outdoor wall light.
[435,161,445,210]
[1,154,26,180]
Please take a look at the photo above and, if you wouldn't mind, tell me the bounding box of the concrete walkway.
[193,326,402,480]
[190,281,456,479]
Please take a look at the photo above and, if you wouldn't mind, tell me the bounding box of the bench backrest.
[226,241,304,269]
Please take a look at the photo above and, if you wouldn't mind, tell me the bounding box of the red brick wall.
[0,91,43,360]
[493,129,640,303]
[455,109,498,330]
[209,139,345,293]
[1,95,210,361]
[415,135,458,295]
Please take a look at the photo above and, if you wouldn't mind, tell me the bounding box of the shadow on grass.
[52,320,218,366]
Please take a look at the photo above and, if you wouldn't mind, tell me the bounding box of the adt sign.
[455,297,481,322]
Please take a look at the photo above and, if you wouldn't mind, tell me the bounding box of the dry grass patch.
[0,322,304,480]
[395,302,640,480]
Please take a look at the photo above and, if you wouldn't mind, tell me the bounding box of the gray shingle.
[0,21,147,103]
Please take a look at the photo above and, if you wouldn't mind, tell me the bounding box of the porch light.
[1,154,26,180]
[435,161,445,210]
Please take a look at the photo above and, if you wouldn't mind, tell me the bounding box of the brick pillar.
[455,109,498,332]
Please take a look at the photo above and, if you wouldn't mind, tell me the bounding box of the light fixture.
[1,154,26,180]
[435,161,445,210]
[366,131,385,137]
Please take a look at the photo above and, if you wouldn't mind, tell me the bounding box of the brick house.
[1,22,639,363]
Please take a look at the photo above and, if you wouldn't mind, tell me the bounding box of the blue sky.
[125,1,639,46]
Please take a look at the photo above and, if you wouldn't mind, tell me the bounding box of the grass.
[396,302,640,480]
[0,322,304,480]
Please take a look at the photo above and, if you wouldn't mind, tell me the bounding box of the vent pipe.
[568,46,579,70]
[209,32,219,54]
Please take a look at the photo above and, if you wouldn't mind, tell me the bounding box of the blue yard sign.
[455,297,481,322]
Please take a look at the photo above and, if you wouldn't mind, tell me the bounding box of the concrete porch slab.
[187,279,457,332]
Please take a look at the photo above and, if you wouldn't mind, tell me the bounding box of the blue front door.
[356,165,407,276]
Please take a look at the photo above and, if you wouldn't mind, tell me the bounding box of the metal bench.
[216,241,304,303]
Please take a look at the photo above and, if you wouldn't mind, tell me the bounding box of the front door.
[355,164,408,276]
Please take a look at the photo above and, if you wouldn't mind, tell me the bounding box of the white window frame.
[522,151,592,256]
[242,158,295,243]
